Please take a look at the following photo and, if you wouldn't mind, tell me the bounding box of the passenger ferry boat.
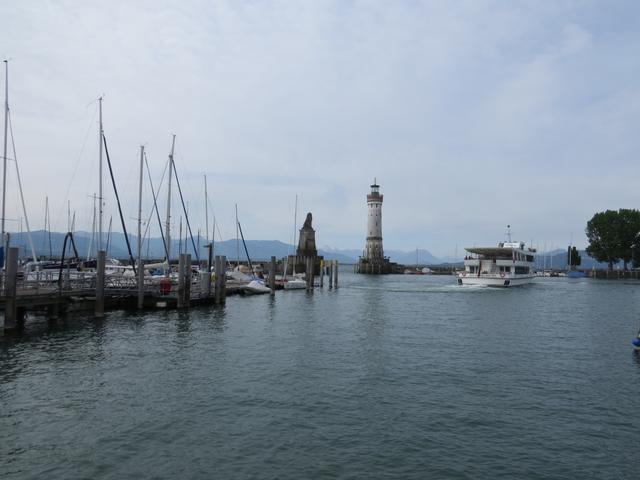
[458,240,536,287]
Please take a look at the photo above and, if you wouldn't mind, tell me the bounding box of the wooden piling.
[95,249,106,318]
[178,253,186,308]
[214,255,226,304]
[305,257,315,291]
[3,247,19,330]
[329,259,334,288]
[137,258,144,310]
[214,255,222,304]
[63,264,70,291]
[305,258,310,290]
[220,255,227,303]
[334,260,338,288]
[47,303,60,321]
[206,244,213,297]
[270,256,276,295]
[310,258,315,289]
[319,259,324,288]
[185,254,191,307]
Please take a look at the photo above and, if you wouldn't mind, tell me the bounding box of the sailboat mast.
[204,175,209,245]
[165,135,175,265]
[98,96,103,251]
[8,108,37,262]
[2,60,9,246]
[235,203,239,267]
[43,196,49,257]
[87,193,96,260]
[106,216,112,254]
[178,216,182,256]
[292,195,298,276]
[138,145,144,263]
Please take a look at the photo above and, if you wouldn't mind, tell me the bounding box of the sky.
[1,0,639,258]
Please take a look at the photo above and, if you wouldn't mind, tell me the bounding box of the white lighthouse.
[357,179,391,274]
[364,179,384,261]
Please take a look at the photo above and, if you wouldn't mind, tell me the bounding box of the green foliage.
[616,209,640,269]
[585,209,640,270]
[633,241,640,269]
[567,246,581,267]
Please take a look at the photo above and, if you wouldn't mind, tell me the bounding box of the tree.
[567,246,581,269]
[615,209,640,270]
[585,210,621,271]
[585,209,640,271]
[632,238,640,269]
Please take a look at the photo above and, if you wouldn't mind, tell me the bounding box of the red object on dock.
[160,278,172,296]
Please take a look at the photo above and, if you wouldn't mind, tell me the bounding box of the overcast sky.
[1,0,639,258]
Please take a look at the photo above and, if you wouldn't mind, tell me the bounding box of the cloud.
[1,0,639,256]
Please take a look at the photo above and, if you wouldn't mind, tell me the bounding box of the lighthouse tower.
[357,179,391,274]
[364,179,384,262]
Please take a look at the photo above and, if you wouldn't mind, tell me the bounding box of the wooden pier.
[0,249,340,333]
[0,249,235,332]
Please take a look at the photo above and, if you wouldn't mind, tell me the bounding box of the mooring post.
[206,244,213,297]
[329,259,334,289]
[95,249,106,318]
[270,256,276,295]
[64,263,70,291]
[334,260,338,288]
[319,259,324,288]
[185,254,191,307]
[220,255,227,303]
[137,258,144,310]
[178,253,186,308]
[214,255,221,304]
[3,247,19,331]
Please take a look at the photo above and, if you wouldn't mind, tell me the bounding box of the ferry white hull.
[458,274,535,287]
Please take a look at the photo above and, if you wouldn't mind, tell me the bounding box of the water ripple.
[1,274,639,479]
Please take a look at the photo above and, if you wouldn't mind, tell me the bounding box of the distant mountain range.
[533,248,623,270]
[6,231,618,269]
[7,230,360,263]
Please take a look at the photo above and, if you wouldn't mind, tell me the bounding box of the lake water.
[2,271,640,479]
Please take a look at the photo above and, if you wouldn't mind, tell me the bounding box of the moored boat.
[244,280,271,294]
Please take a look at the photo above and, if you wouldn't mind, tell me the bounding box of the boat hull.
[457,274,535,287]
[244,280,271,294]
[283,279,306,290]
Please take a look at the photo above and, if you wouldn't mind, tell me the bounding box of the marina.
[2,2,640,478]
[0,247,341,332]
[2,272,639,479]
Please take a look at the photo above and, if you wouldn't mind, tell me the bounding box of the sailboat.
[1,60,38,268]
[226,205,270,294]
[280,196,306,290]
